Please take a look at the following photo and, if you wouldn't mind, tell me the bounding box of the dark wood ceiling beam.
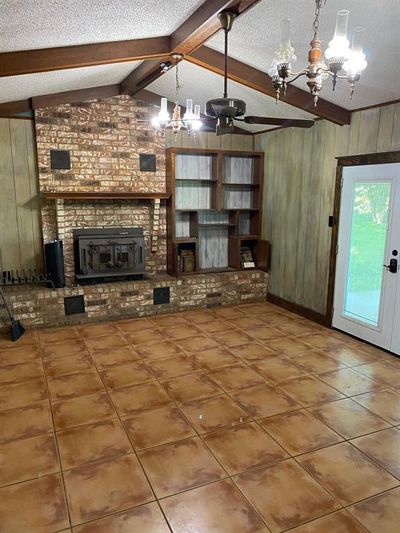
[32,85,120,109]
[121,0,261,96]
[0,36,170,78]
[0,99,32,117]
[187,46,351,126]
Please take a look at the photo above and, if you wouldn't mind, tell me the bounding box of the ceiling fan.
[205,12,315,135]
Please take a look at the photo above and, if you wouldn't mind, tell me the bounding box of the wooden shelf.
[175,237,197,243]
[222,182,259,187]
[42,191,172,200]
[198,223,235,228]
[176,178,217,182]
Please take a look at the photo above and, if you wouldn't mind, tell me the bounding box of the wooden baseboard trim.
[267,293,330,327]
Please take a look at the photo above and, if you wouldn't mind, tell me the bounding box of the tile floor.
[0,302,399,532]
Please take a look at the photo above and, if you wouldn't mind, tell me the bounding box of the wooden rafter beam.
[121,0,261,96]
[186,46,351,126]
[0,36,170,78]
[0,99,32,117]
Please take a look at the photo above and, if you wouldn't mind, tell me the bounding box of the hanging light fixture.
[152,54,202,135]
[269,0,368,106]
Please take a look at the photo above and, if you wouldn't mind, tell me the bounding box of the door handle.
[383,258,398,273]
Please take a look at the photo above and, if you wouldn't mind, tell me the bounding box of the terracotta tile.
[0,359,43,385]
[293,351,346,374]
[42,338,87,359]
[72,502,170,532]
[180,394,249,433]
[278,375,345,406]
[161,372,221,402]
[301,333,344,350]
[326,346,377,366]
[164,323,201,340]
[0,343,41,367]
[160,478,268,532]
[352,388,400,425]
[0,330,39,349]
[288,510,369,532]
[116,317,155,333]
[208,363,265,391]
[0,473,69,532]
[85,333,128,352]
[52,392,116,430]
[44,352,94,378]
[0,378,48,411]
[135,339,183,360]
[176,334,220,353]
[212,330,253,348]
[196,319,233,334]
[310,398,391,439]
[229,341,278,362]
[319,367,383,396]
[47,369,104,401]
[240,302,276,315]
[227,316,266,329]
[79,322,119,338]
[125,329,167,346]
[354,361,400,387]
[184,309,215,324]
[274,321,317,336]
[204,422,288,475]
[151,314,189,327]
[212,307,247,320]
[57,419,132,469]
[298,442,398,506]
[91,345,140,369]
[349,486,400,533]
[38,326,81,344]
[351,427,400,478]
[231,384,299,418]
[192,346,237,371]
[100,360,154,389]
[0,434,59,487]
[139,436,226,497]
[64,454,154,525]
[110,381,171,416]
[251,357,308,385]
[146,354,199,379]
[268,336,311,356]
[246,325,285,341]
[0,402,53,444]
[123,404,195,450]
[234,458,339,532]
[261,409,343,456]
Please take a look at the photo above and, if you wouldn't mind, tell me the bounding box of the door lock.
[384,258,398,273]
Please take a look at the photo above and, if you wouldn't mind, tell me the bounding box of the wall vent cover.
[140,153,156,172]
[64,295,85,315]
[153,287,170,305]
[50,149,71,170]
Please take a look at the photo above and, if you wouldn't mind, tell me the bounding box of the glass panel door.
[343,181,391,327]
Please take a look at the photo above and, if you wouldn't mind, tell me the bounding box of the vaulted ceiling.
[0,0,398,132]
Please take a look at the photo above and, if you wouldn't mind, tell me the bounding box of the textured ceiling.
[0,0,204,52]
[148,60,316,133]
[207,0,400,109]
[0,61,141,103]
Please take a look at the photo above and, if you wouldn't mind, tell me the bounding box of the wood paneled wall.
[255,102,400,315]
[0,118,42,273]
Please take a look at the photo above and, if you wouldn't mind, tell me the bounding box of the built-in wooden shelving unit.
[166,147,269,276]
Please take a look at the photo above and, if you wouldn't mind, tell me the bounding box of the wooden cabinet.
[166,147,268,276]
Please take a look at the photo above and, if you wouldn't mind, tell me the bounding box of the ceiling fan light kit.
[269,0,368,106]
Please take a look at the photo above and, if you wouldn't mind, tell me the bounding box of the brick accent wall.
[35,94,167,282]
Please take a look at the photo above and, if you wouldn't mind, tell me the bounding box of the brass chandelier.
[269,0,368,106]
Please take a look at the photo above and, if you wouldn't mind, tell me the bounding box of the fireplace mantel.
[42,191,171,201]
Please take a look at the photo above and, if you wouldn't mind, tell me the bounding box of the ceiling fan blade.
[244,116,315,128]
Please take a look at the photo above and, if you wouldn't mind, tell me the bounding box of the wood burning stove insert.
[73,227,145,281]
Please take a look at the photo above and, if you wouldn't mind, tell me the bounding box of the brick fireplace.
[35,94,167,284]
